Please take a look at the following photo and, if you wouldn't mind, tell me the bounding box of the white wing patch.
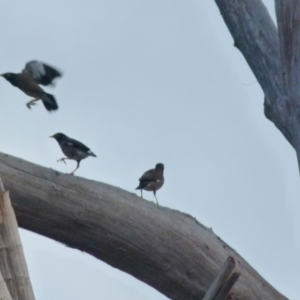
[24,61,45,79]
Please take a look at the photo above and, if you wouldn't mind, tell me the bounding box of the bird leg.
[26,98,39,109]
[57,157,69,164]
[70,161,80,176]
[140,190,143,199]
[153,191,159,205]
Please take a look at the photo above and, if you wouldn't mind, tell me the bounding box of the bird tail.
[41,93,59,112]
[135,181,149,190]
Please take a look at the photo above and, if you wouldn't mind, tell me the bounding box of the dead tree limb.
[0,270,12,300]
[203,256,237,300]
[0,153,287,300]
[215,0,294,148]
[0,178,35,300]
[215,272,240,300]
[274,0,300,171]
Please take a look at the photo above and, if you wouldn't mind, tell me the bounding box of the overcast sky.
[1,0,299,299]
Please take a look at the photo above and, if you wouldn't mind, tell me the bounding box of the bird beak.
[49,135,54,138]
[0,74,3,77]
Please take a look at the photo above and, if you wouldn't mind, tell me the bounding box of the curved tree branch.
[0,153,287,299]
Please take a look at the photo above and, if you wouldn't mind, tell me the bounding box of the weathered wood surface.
[274,0,300,171]
[0,182,35,300]
[0,270,12,300]
[0,153,287,300]
[215,0,295,148]
[203,256,237,300]
[215,272,240,300]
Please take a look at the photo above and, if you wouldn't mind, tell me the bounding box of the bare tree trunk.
[215,0,300,171]
[0,153,287,300]
[215,0,293,146]
[274,0,300,172]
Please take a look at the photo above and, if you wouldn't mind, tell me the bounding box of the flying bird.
[50,133,96,175]
[0,60,62,112]
[136,163,164,205]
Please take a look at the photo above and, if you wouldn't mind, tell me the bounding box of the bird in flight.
[50,133,96,175]
[136,163,164,205]
[0,60,62,112]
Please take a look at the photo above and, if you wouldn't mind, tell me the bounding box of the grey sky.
[1,0,299,299]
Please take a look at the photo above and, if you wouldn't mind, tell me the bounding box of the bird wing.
[64,137,91,152]
[139,169,157,182]
[23,60,62,86]
[136,169,162,190]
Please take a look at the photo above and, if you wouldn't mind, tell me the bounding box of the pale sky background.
[1,0,299,299]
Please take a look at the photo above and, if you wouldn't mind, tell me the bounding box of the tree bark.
[214,0,294,148]
[275,0,300,171]
[0,181,35,300]
[0,153,287,300]
[0,270,12,300]
[203,256,238,300]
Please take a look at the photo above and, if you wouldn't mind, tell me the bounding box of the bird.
[0,60,62,112]
[50,133,96,175]
[136,163,164,205]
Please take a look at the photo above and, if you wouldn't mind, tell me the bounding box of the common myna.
[136,163,164,205]
[0,60,62,112]
[50,133,96,175]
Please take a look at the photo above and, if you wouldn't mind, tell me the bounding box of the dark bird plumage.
[136,163,164,205]
[0,60,62,112]
[50,133,96,175]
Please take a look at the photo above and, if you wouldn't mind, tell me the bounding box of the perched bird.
[50,133,96,175]
[136,163,164,205]
[0,60,62,112]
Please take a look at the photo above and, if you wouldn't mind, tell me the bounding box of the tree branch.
[275,1,300,171]
[215,0,281,99]
[203,256,237,300]
[215,0,294,147]
[0,181,35,300]
[0,153,287,300]
[275,0,300,93]
[0,270,12,300]
[215,272,240,300]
